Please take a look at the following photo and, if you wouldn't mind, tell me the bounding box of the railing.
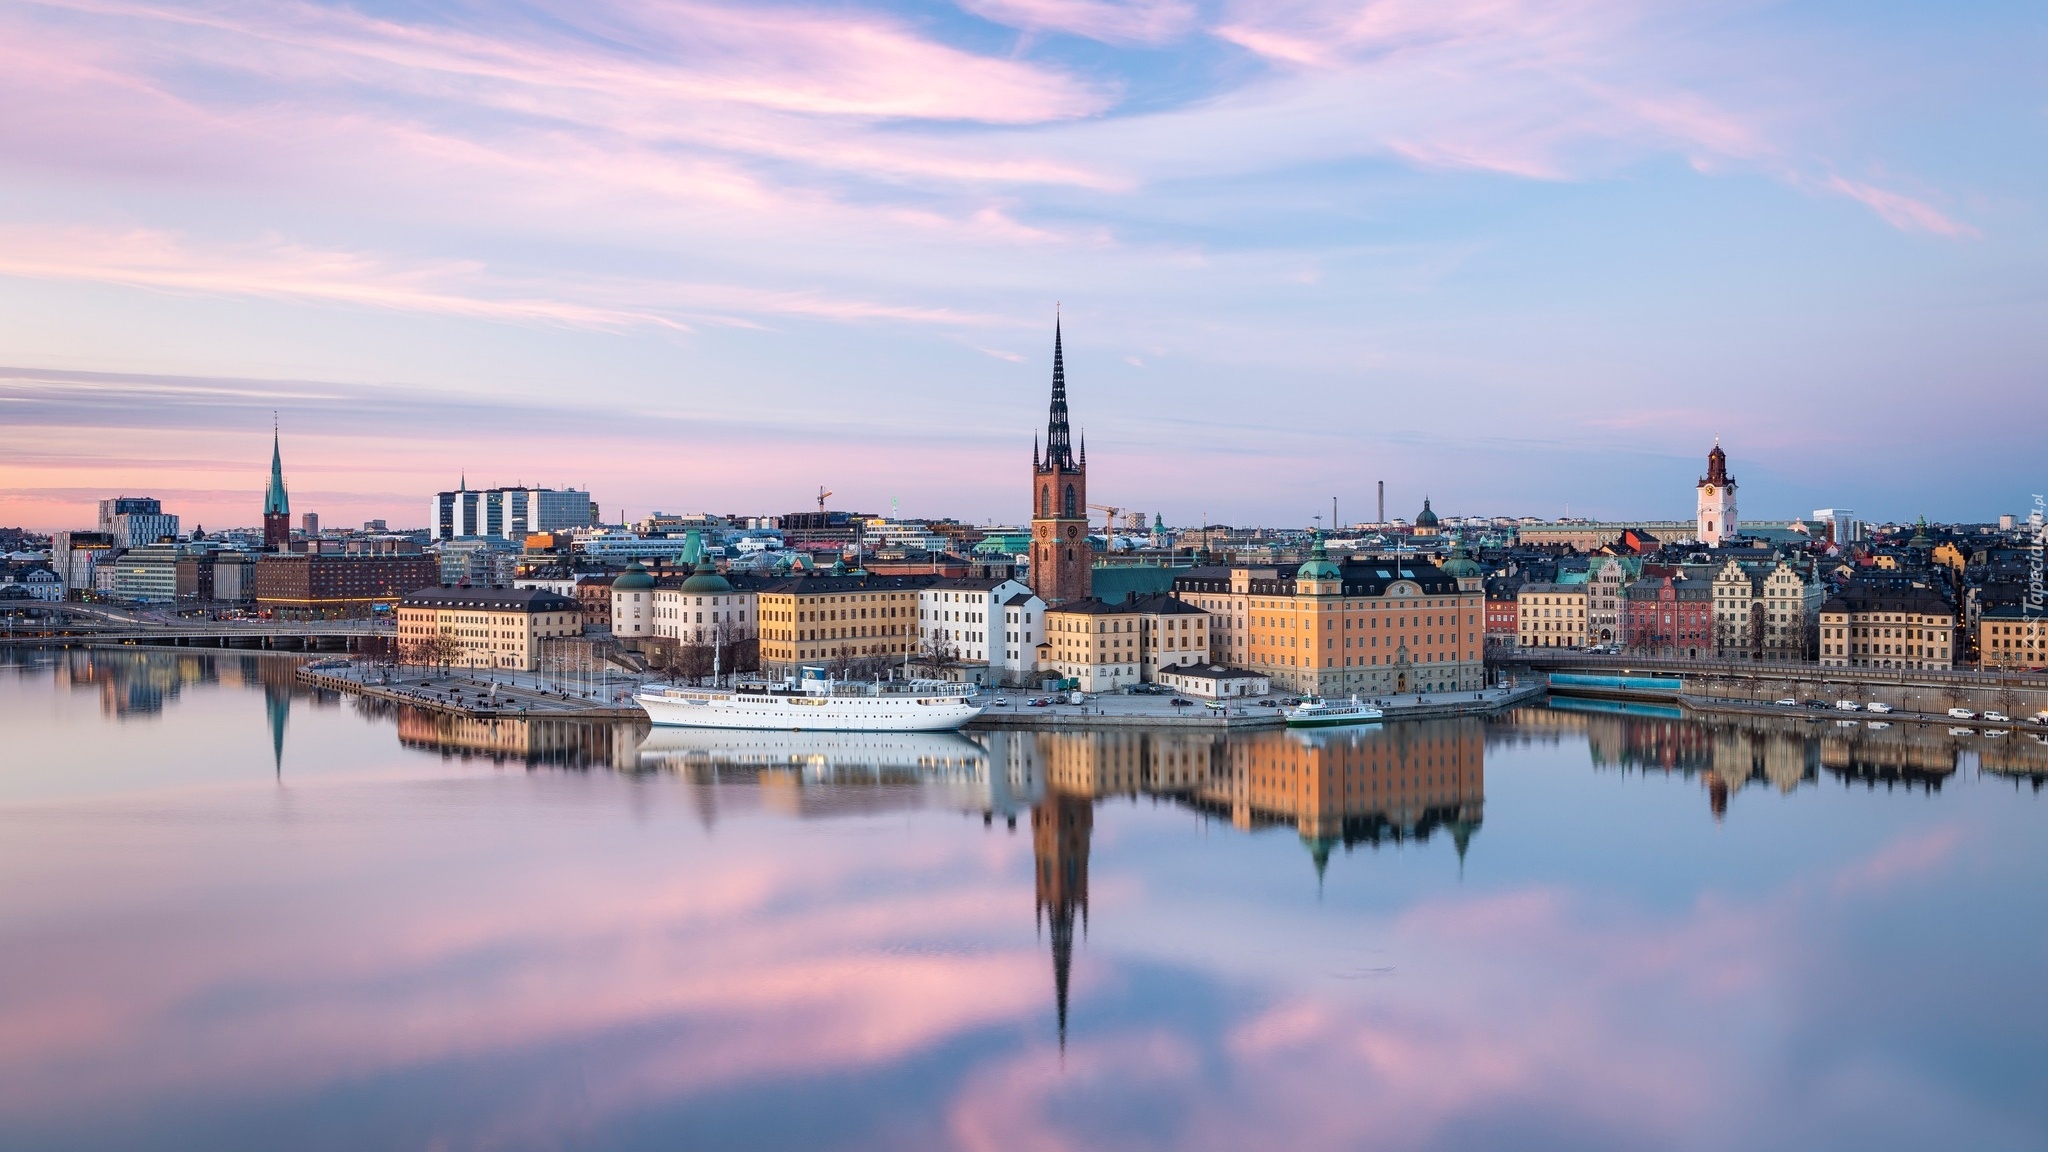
[1493,649,2048,690]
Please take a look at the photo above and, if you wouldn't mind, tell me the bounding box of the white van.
[1948,708,1977,720]
[1835,700,1861,711]
[1866,702,1894,714]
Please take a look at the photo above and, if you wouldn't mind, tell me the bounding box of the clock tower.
[1696,441,1737,547]
[1030,317,1091,605]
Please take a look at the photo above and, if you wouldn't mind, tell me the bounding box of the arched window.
[1040,486,1050,518]
[1063,484,1077,518]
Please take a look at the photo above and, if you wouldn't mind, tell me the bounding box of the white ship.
[1283,695,1385,729]
[634,667,984,732]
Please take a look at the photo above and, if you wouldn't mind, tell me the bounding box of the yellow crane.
[816,486,832,513]
[1086,503,1122,538]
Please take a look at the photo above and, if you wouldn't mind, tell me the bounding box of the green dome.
[679,558,733,594]
[611,561,655,591]
[1441,536,1482,578]
[1414,497,1439,528]
[1296,531,1341,581]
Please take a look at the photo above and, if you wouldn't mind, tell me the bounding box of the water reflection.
[5,653,2046,1151]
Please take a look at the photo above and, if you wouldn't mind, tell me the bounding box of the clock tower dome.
[1696,441,1737,547]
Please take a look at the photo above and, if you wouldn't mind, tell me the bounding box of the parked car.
[1774,698,1799,707]
[1983,711,2010,723]
[2032,711,2048,724]
[1948,708,1977,720]
[989,696,1010,707]
[1865,702,1894,714]
[1835,700,1862,711]
[1170,698,1192,708]
[1028,697,1051,707]
[1804,700,1830,710]
[1203,700,1226,711]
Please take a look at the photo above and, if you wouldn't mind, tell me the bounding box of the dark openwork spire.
[1044,315,1075,472]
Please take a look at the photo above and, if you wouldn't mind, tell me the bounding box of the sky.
[0,0,2043,533]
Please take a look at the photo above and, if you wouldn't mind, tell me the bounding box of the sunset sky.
[1,0,2041,532]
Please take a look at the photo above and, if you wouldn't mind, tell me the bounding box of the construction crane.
[1086,504,1122,538]
[816,486,832,514]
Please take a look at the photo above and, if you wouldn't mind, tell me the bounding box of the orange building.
[1172,535,1486,697]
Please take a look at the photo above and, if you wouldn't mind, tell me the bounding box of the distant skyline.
[2,0,2043,532]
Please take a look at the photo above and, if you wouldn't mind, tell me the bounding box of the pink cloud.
[1823,175,1978,238]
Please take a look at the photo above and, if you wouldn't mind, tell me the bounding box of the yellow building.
[1817,583,1956,670]
[1043,593,1209,692]
[396,586,582,671]
[1172,536,1485,697]
[1517,582,1588,649]
[1976,606,2046,671]
[754,574,924,674]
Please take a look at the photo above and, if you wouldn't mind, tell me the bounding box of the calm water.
[2,650,2045,1152]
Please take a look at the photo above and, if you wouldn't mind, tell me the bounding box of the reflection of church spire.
[264,680,291,777]
[1032,790,1092,1051]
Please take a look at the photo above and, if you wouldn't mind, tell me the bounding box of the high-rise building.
[301,513,320,537]
[1029,318,1090,605]
[99,496,179,548]
[430,483,597,541]
[263,428,291,551]
[1696,441,1738,546]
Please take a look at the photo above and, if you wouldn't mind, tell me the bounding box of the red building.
[1484,578,1519,646]
[1623,576,1712,658]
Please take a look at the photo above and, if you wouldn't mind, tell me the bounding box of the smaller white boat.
[1283,695,1385,728]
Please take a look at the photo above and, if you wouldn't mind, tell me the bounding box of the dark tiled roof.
[401,586,579,612]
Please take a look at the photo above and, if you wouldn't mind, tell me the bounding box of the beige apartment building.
[1043,593,1210,693]
[1517,582,1588,649]
[1977,605,2046,670]
[397,586,582,671]
[1817,583,1956,670]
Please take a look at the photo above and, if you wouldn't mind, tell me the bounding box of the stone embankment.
[297,663,645,720]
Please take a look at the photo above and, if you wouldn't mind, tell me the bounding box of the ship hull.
[636,689,984,732]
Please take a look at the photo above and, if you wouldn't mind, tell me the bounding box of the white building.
[99,497,179,548]
[917,578,1043,684]
[430,485,596,541]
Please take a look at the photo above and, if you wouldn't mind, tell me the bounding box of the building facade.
[1976,605,2046,671]
[1711,558,1821,661]
[1029,318,1091,605]
[397,587,582,671]
[1042,594,1209,693]
[1517,582,1588,649]
[1622,576,1712,658]
[917,578,1044,684]
[431,484,598,542]
[1173,541,1485,697]
[1818,584,1957,670]
[1586,555,1638,647]
[753,574,926,674]
[100,497,178,549]
[254,554,441,613]
[1696,442,1738,546]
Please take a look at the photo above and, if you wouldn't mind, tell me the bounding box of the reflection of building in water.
[1192,721,1485,876]
[398,710,641,770]
[1035,730,1217,799]
[1032,789,1091,1050]
[1977,736,2048,790]
[1819,725,1961,794]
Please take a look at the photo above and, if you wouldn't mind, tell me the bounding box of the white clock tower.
[1696,441,1737,546]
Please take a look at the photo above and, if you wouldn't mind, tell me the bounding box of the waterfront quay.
[296,657,1545,729]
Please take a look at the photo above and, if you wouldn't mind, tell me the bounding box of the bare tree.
[403,629,461,671]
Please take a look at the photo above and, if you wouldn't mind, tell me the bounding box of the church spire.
[1044,314,1075,472]
[264,418,289,517]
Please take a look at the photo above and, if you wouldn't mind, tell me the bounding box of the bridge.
[1491,649,2048,717]
[0,608,387,652]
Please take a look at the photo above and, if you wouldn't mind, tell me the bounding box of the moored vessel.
[1283,695,1385,729]
[634,667,984,732]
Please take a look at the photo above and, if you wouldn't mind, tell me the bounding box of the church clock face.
[1703,485,1715,496]
[1066,526,1079,539]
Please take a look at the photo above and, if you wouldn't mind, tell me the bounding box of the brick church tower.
[1030,318,1091,604]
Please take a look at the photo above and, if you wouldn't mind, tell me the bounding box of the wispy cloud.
[961,0,1198,45]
